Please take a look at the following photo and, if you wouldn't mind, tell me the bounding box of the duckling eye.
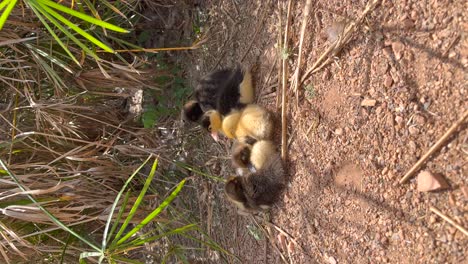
[208,126,212,132]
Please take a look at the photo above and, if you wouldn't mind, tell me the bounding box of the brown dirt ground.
[181,0,467,263]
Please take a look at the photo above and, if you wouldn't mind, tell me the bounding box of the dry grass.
[0,1,225,263]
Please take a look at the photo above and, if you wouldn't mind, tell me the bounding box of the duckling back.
[216,66,254,115]
[249,140,277,169]
[235,104,274,141]
[242,153,286,210]
[194,68,234,112]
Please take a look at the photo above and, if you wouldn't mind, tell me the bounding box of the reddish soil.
[184,0,467,263]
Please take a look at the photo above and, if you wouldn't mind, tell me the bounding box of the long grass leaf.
[0,0,12,12]
[111,159,158,244]
[37,2,115,53]
[27,1,80,65]
[38,0,128,32]
[105,190,130,245]
[118,224,197,248]
[101,155,153,251]
[116,179,187,245]
[0,0,17,30]
[25,43,75,74]
[0,159,101,253]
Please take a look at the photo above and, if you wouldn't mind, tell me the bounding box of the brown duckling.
[231,139,277,176]
[225,143,285,214]
[202,104,274,142]
[182,65,254,122]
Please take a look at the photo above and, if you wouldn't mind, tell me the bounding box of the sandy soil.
[179,0,467,263]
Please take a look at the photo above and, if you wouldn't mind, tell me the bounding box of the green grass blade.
[38,0,128,32]
[0,0,17,30]
[101,155,153,251]
[0,0,12,12]
[105,190,131,246]
[25,43,75,74]
[80,252,102,263]
[0,159,102,252]
[118,224,197,249]
[36,1,114,53]
[111,159,158,244]
[116,179,187,245]
[27,1,81,64]
[175,161,224,182]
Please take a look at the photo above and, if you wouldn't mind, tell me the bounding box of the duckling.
[225,150,285,214]
[231,139,277,176]
[182,100,204,122]
[202,104,274,142]
[182,65,254,122]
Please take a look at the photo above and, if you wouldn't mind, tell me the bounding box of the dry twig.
[400,109,468,184]
[276,1,283,109]
[281,0,293,160]
[300,0,381,84]
[250,215,289,264]
[430,206,468,237]
[292,0,313,108]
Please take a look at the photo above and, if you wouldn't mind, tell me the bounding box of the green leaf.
[38,0,128,33]
[27,1,85,64]
[105,190,130,246]
[111,159,158,244]
[0,0,17,30]
[118,224,197,249]
[116,179,187,245]
[246,224,264,240]
[36,1,115,53]
[142,107,157,128]
[101,155,153,251]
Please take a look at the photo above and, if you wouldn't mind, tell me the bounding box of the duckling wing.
[243,154,286,207]
[195,69,233,111]
[236,105,275,140]
[216,66,245,115]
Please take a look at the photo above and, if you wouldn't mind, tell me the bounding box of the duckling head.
[201,110,222,141]
[224,176,249,211]
[232,144,256,173]
[182,100,203,122]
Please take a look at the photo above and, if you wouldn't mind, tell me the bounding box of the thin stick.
[276,1,283,110]
[281,0,293,160]
[261,57,278,97]
[293,0,313,108]
[300,0,381,84]
[430,206,468,237]
[250,215,289,264]
[400,109,468,184]
[240,4,267,62]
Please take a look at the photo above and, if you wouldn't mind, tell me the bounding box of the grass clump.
[0,1,227,263]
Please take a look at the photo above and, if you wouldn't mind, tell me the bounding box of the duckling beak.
[210,131,219,141]
[247,164,257,173]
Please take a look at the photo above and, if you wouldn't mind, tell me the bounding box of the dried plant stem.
[293,0,313,108]
[300,0,381,84]
[276,1,283,110]
[250,215,289,264]
[281,0,293,160]
[430,206,468,237]
[240,3,268,62]
[400,109,468,184]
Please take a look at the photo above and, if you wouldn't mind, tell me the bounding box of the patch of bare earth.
[186,0,467,263]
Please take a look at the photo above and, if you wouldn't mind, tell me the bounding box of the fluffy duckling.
[224,149,285,214]
[231,139,277,175]
[202,104,274,142]
[182,65,254,122]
